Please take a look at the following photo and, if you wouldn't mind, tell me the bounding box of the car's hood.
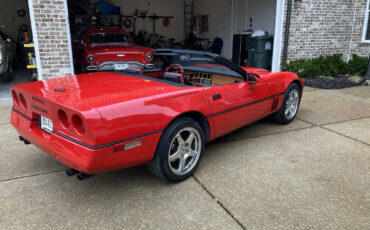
[15,72,196,111]
[87,44,152,54]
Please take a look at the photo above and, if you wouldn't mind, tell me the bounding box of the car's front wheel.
[147,117,205,182]
[272,83,301,124]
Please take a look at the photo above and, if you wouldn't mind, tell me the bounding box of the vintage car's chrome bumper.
[86,61,153,71]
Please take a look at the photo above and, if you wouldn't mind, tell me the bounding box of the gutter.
[282,0,293,62]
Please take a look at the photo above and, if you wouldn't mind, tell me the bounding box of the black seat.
[124,67,143,75]
[163,72,184,84]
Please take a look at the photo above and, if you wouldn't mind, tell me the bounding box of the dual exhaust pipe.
[65,168,94,180]
[19,136,30,145]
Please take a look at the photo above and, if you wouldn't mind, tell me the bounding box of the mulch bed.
[303,76,362,89]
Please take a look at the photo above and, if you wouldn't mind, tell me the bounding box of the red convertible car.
[74,28,153,72]
[11,49,303,182]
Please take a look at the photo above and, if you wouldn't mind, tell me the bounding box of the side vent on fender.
[271,98,279,112]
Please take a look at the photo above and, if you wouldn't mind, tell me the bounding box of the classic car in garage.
[11,49,303,182]
[0,30,16,82]
[74,28,153,72]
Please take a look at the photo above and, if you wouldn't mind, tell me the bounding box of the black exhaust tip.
[76,173,94,181]
[19,136,30,145]
[65,168,80,176]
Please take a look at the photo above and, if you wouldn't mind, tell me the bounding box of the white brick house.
[28,0,370,79]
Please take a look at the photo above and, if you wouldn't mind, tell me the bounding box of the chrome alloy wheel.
[168,127,201,176]
[285,88,300,120]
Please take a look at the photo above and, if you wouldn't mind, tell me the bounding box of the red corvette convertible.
[74,28,153,72]
[11,49,303,182]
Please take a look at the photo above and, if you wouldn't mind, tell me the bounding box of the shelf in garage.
[24,43,34,48]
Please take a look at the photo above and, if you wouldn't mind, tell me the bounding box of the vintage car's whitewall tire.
[147,117,205,182]
[272,83,301,124]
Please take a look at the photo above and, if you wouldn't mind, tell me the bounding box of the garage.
[65,0,283,74]
[0,0,285,86]
[0,0,36,98]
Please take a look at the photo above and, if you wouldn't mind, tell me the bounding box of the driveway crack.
[0,169,65,183]
[192,175,246,230]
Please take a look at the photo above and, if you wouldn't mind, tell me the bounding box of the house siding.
[31,0,72,79]
[282,0,370,62]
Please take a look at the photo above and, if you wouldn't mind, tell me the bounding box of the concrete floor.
[0,86,369,229]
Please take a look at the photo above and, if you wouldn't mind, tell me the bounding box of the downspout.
[282,0,293,62]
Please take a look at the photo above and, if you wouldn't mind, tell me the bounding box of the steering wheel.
[166,64,184,75]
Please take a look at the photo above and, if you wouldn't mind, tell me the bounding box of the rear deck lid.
[13,72,189,111]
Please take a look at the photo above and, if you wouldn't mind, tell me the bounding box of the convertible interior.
[120,64,244,87]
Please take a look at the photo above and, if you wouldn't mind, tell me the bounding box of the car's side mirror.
[247,74,257,84]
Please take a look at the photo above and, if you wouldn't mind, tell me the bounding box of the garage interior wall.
[108,0,185,42]
[246,0,276,35]
[193,0,234,58]
[0,0,30,39]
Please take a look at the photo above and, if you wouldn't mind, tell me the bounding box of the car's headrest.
[163,72,184,84]
[124,67,143,75]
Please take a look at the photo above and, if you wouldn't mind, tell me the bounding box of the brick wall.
[282,0,370,62]
[31,0,72,79]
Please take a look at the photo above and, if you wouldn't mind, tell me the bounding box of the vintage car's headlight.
[87,55,95,63]
[145,53,153,62]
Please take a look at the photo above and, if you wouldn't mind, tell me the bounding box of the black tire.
[147,117,205,182]
[271,83,301,124]
[1,63,14,82]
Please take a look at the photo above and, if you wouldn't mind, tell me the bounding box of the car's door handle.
[212,94,221,100]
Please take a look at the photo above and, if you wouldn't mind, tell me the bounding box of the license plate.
[40,116,53,133]
[113,64,128,70]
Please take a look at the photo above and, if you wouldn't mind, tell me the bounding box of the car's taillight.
[58,109,69,128]
[145,53,153,62]
[72,114,85,135]
[19,93,27,109]
[12,90,19,105]
[87,55,95,63]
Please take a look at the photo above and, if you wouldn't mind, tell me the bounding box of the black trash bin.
[246,35,273,69]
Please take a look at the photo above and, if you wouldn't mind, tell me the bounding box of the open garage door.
[66,0,283,74]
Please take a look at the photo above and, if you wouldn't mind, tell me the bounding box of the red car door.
[205,78,272,138]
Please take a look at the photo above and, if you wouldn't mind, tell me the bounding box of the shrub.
[281,54,368,78]
[347,54,368,77]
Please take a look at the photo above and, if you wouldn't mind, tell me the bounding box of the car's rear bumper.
[86,61,153,72]
[11,109,161,174]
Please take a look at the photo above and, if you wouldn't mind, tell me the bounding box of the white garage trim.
[27,0,43,80]
[63,0,75,75]
[272,0,285,72]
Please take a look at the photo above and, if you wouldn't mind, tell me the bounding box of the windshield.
[152,51,245,79]
[89,32,131,45]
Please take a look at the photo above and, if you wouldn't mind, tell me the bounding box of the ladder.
[184,1,194,40]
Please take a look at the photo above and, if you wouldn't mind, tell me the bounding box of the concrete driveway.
[0,86,369,229]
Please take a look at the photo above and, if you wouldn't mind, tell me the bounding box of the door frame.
[272,0,285,72]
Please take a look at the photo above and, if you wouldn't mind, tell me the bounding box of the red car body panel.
[11,66,303,174]
[74,28,152,71]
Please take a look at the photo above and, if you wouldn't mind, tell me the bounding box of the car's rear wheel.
[147,117,205,182]
[272,83,301,124]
